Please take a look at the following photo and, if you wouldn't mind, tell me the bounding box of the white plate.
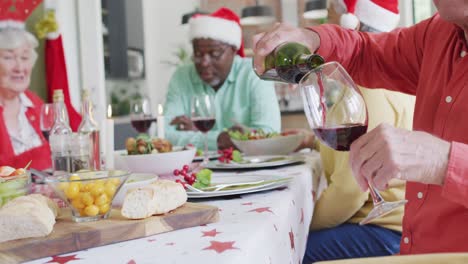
[186,174,292,198]
[192,151,221,162]
[204,155,304,170]
[114,147,196,175]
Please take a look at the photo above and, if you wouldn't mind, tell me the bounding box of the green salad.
[228,129,281,141]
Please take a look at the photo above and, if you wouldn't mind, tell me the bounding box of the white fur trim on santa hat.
[189,16,241,49]
[355,0,400,32]
[340,13,360,30]
[0,20,25,30]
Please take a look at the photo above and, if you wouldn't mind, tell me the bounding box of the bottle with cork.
[49,89,72,173]
[77,89,101,170]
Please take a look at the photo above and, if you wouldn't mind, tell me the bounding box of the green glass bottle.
[256,42,325,84]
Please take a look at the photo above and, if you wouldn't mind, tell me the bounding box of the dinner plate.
[192,151,221,162]
[186,174,292,198]
[204,155,304,170]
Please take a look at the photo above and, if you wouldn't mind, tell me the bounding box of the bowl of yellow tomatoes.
[45,170,130,222]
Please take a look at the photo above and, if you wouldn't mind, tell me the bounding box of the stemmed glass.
[130,97,156,134]
[191,94,216,166]
[40,103,55,141]
[300,62,407,225]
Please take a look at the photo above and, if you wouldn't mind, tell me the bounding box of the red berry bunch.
[173,165,196,188]
[218,147,234,163]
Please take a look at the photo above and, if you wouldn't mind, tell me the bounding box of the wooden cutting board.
[0,202,219,263]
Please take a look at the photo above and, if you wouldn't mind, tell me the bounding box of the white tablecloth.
[28,152,324,264]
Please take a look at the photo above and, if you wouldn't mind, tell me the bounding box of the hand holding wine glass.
[40,103,55,141]
[191,94,216,165]
[130,97,156,134]
[300,62,407,225]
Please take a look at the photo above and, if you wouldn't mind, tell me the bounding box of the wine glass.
[299,62,407,225]
[130,97,156,134]
[191,94,216,165]
[40,103,55,141]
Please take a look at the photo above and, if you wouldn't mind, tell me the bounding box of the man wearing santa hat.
[164,7,280,150]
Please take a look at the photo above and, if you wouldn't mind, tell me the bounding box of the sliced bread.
[121,180,187,219]
[0,194,57,243]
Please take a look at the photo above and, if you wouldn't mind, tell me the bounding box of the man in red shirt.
[254,0,468,257]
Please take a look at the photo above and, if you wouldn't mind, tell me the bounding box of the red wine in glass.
[313,124,368,151]
[131,117,157,134]
[192,117,216,133]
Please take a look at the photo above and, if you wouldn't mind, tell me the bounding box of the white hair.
[0,28,39,63]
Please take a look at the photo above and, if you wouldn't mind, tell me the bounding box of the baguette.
[121,180,187,219]
[0,194,57,243]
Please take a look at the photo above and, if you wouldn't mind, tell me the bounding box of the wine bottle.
[49,89,72,173]
[78,89,101,170]
[256,42,325,84]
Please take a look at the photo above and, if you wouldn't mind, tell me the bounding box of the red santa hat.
[337,0,400,32]
[0,0,42,29]
[189,7,245,57]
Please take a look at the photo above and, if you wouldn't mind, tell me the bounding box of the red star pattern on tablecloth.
[249,207,273,214]
[203,241,238,253]
[289,229,295,251]
[147,238,157,242]
[202,229,221,237]
[300,208,304,224]
[45,254,81,264]
[127,260,136,264]
[312,190,316,202]
[241,202,253,206]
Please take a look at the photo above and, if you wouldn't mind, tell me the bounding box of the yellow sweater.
[310,87,415,232]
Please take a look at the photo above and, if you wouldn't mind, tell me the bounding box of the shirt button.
[445,96,453,103]
[417,192,423,199]
[461,50,467,58]
[30,116,36,121]
[403,237,410,244]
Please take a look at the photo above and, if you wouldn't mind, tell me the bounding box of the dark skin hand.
[170,115,197,131]
[217,125,244,150]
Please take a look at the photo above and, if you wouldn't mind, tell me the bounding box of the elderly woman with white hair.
[0,27,52,170]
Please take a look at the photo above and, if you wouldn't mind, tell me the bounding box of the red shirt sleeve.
[308,16,439,96]
[442,142,468,208]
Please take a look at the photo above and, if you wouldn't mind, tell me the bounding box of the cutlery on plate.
[186,177,292,192]
[230,156,286,165]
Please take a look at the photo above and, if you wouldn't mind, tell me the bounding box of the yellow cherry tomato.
[79,208,86,216]
[71,198,85,209]
[90,185,105,197]
[104,183,117,198]
[69,174,82,189]
[83,182,94,192]
[69,174,81,181]
[95,193,109,206]
[84,205,99,216]
[109,178,121,186]
[65,183,80,199]
[58,182,69,191]
[99,203,110,214]
[81,192,94,206]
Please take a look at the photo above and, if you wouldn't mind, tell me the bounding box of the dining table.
[26,151,326,264]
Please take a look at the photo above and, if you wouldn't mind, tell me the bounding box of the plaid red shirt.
[312,14,468,254]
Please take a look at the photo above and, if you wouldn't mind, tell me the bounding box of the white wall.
[142,0,199,107]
